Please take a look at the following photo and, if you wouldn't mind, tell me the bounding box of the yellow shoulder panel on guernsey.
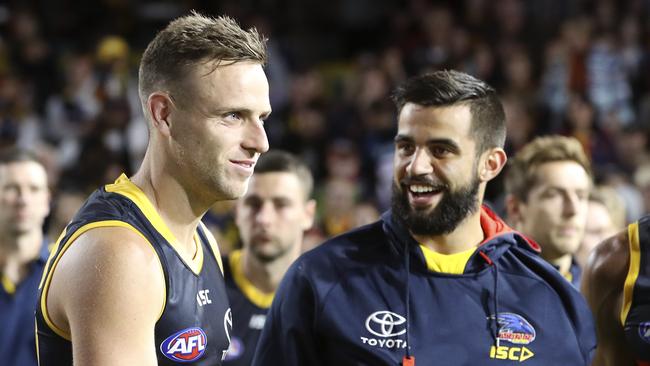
[621,221,641,325]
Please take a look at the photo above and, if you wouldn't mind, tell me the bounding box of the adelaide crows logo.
[489,313,536,345]
[160,327,207,362]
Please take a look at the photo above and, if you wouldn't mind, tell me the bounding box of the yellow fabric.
[106,174,204,275]
[229,250,274,308]
[419,245,476,274]
[39,220,165,341]
[621,222,641,325]
[1,274,15,294]
[199,221,224,275]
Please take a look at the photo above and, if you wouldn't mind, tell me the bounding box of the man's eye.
[431,147,449,157]
[397,144,414,154]
[225,112,242,120]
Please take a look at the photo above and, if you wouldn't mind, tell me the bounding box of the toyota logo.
[365,311,407,337]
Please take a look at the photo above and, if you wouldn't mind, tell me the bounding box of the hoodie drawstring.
[402,240,415,366]
[479,250,501,348]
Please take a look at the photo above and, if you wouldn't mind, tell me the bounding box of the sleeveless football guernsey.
[35,175,232,365]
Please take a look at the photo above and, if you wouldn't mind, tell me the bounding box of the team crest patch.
[489,313,536,345]
[160,327,207,362]
[639,322,650,344]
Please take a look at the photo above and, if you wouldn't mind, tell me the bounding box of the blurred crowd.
[2,0,650,252]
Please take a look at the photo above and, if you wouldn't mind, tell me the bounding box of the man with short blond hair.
[36,12,271,366]
[505,135,592,287]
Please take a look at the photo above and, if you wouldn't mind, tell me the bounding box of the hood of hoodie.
[381,205,540,274]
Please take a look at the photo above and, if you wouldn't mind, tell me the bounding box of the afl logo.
[365,310,407,337]
[160,327,207,362]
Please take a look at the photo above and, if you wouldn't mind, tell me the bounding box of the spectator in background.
[45,188,86,241]
[0,148,50,366]
[634,162,650,215]
[576,185,626,268]
[223,150,315,366]
[505,135,592,287]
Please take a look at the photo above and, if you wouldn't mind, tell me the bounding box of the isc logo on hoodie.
[360,311,408,349]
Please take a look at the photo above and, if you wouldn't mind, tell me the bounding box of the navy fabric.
[253,209,596,366]
[222,256,268,366]
[0,240,48,366]
[35,185,231,366]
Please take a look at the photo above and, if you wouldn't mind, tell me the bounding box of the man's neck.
[1,230,43,284]
[412,211,484,254]
[546,253,574,277]
[131,156,210,256]
[241,249,298,293]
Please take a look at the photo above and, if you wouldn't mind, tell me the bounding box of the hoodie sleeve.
[251,259,323,366]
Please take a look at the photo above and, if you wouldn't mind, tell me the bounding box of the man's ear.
[478,147,507,182]
[302,199,317,231]
[147,92,174,137]
[505,193,524,226]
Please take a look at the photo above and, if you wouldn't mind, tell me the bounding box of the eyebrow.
[213,107,273,118]
[393,134,461,151]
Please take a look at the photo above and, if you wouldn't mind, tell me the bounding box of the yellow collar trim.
[105,174,204,275]
[229,250,274,308]
[419,245,476,275]
[1,274,15,294]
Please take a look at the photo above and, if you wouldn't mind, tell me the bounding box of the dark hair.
[390,70,506,153]
[138,11,267,111]
[0,147,42,165]
[254,150,314,199]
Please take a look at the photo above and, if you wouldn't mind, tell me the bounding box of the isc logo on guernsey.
[160,327,207,362]
[360,311,408,349]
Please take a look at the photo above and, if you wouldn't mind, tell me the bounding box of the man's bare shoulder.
[582,229,629,316]
[47,226,165,335]
[585,230,630,289]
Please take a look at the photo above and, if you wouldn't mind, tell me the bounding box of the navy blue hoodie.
[252,207,596,365]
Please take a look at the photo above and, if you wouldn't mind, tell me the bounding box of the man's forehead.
[397,103,473,136]
[246,172,305,197]
[531,161,591,186]
[0,161,47,179]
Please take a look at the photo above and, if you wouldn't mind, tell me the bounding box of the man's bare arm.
[46,226,166,366]
[582,230,636,366]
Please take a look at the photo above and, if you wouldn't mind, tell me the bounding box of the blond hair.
[505,135,592,200]
[138,11,267,110]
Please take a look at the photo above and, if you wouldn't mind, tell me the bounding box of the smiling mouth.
[232,160,254,168]
[407,183,444,198]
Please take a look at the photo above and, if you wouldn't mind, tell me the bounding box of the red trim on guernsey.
[478,205,541,252]
[638,361,650,366]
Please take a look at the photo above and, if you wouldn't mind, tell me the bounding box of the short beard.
[391,174,480,236]
[249,239,294,264]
